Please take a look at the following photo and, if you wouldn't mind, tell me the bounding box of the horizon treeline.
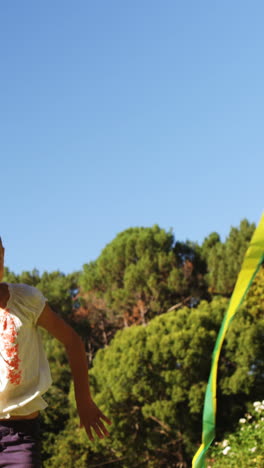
[3,219,264,467]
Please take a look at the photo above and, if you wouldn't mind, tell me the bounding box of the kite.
[192,213,264,468]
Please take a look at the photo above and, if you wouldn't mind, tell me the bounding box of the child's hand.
[79,399,112,441]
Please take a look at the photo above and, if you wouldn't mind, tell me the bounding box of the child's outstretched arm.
[37,303,112,441]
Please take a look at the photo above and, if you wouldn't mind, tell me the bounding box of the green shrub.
[208,401,264,468]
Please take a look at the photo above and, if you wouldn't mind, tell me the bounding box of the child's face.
[0,238,5,281]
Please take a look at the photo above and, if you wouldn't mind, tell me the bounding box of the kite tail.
[192,213,264,468]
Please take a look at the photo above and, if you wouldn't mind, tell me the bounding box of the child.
[0,238,111,467]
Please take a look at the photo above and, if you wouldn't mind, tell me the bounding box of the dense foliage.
[208,401,264,467]
[79,225,209,327]
[3,219,264,467]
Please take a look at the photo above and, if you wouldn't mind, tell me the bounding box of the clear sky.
[1,1,263,275]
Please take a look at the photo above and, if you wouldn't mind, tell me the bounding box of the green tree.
[40,333,72,464]
[202,219,255,295]
[3,266,20,283]
[57,293,264,468]
[79,226,207,328]
[36,271,80,464]
[53,298,227,467]
[243,266,264,319]
[37,270,80,321]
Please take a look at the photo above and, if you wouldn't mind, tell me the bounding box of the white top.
[0,283,52,418]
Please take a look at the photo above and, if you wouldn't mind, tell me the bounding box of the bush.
[208,401,264,468]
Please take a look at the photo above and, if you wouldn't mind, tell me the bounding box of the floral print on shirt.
[0,307,22,385]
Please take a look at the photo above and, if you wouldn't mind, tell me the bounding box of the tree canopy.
[202,219,255,295]
[79,225,208,328]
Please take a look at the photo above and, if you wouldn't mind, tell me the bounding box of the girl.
[0,238,111,467]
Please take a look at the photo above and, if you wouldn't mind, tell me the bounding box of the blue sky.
[1,1,263,274]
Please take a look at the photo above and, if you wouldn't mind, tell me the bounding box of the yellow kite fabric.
[192,213,264,468]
